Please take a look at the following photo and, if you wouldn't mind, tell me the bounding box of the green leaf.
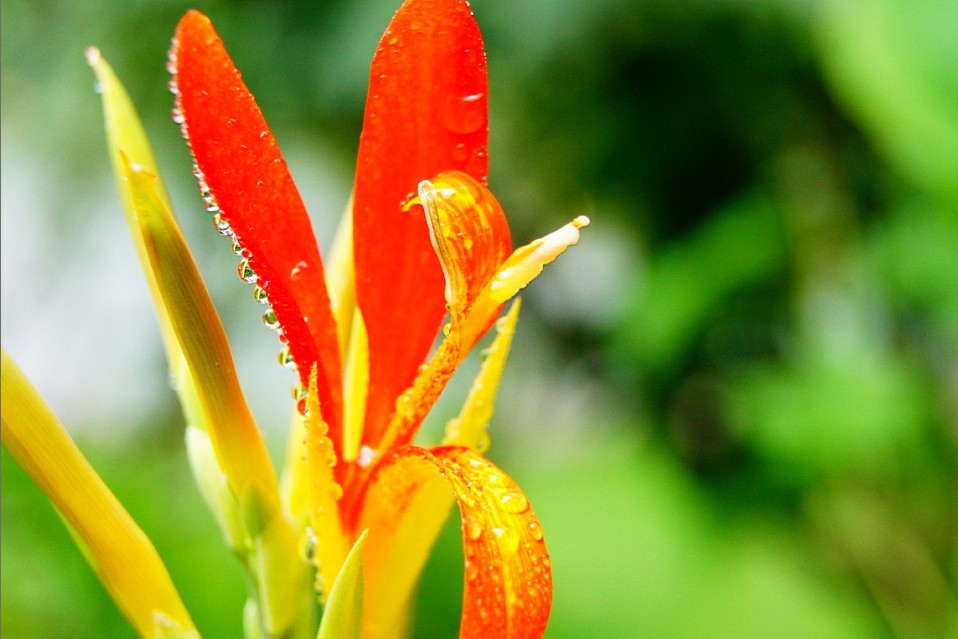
[317,530,368,639]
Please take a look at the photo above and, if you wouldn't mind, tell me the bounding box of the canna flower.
[1,1,587,638]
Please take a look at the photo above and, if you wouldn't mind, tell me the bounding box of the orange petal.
[358,445,551,639]
[172,10,343,436]
[365,173,512,459]
[355,0,489,450]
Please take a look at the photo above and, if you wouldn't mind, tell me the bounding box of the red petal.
[172,11,343,433]
[358,446,552,639]
[354,0,489,448]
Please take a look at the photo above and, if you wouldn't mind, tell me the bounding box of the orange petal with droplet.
[358,445,551,639]
[355,0,489,451]
[172,10,343,436]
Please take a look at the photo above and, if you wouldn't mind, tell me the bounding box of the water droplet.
[330,483,343,500]
[464,559,479,582]
[443,322,452,336]
[253,286,269,304]
[290,260,308,279]
[300,527,318,562]
[476,431,490,453]
[291,383,306,400]
[212,214,231,235]
[528,521,544,541]
[441,92,485,135]
[277,347,297,371]
[171,108,185,124]
[479,347,492,362]
[394,390,414,416]
[237,259,257,284]
[452,142,468,163]
[357,446,377,468]
[262,308,279,330]
[387,36,398,45]
[296,397,308,416]
[499,491,529,514]
[465,516,484,540]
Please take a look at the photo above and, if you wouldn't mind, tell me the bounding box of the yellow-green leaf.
[317,530,368,639]
[0,350,198,639]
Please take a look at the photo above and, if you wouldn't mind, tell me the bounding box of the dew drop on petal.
[441,92,485,135]
[357,445,377,468]
[277,347,297,371]
[237,259,257,284]
[253,286,268,304]
[262,307,279,330]
[528,521,544,541]
[300,527,318,563]
[465,516,484,541]
[499,491,529,514]
[290,260,308,279]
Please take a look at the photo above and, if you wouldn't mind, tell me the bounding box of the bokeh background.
[2,0,956,637]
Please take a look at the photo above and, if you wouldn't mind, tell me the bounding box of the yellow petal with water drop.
[444,299,521,452]
[280,408,310,525]
[283,199,355,518]
[0,350,198,639]
[317,530,368,639]
[304,366,349,603]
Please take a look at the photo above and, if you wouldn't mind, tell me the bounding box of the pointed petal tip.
[84,46,101,67]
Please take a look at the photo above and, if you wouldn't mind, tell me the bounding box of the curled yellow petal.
[444,299,522,452]
[415,171,512,316]
[0,350,198,638]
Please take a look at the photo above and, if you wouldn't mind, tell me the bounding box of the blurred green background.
[2,0,956,637]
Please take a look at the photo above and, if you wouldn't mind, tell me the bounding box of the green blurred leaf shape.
[618,193,786,374]
[524,439,885,638]
[816,0,958,204]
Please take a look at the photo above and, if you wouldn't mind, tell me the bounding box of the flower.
[1,1,587,638]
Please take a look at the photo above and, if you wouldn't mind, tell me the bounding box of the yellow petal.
[488,215,590,303]
[443,299,521,452]
[304,366,349,603]
[89,47,275,536]
[461,215,589,350]
[359,445,552,639]
[316,530,368,639]
[325,199,357,360]
[0,350,198,638]
[119,152,278,510]
[341,308,369,463]
[87,48,184,389]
